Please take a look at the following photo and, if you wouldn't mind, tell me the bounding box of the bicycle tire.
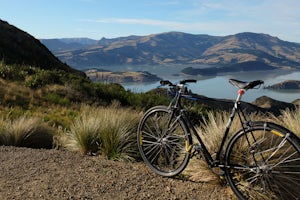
[137,106,192,177]
[225,121,300,200]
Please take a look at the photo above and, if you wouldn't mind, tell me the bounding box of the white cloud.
[78,0,300,42]
[95,18,184,27]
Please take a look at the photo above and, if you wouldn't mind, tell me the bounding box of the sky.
[1,0,300,43]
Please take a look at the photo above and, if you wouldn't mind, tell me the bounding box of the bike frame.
[168,87,251,169]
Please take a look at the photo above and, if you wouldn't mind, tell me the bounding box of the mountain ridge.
[41,31,300,70]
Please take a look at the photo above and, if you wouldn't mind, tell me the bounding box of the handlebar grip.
[160,80,172,86]
[245,80,264,89]
[180,79,197,84]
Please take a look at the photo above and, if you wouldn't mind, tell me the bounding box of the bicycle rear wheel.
[225,121,300,200]
[137,106,191,177]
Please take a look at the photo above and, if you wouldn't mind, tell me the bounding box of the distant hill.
[40,38,98,52]
[0,20,85,77]
[252,96,296,115]
[266,80,300,90]
[41,32,300,71]
[85,69,161,83]
[181,61,276,76]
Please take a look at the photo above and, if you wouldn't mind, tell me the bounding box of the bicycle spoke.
[270,175,299,199]
[269,150,297,169]
[265,135,288,163]
[138,107,190,177]
[225,124,300,200]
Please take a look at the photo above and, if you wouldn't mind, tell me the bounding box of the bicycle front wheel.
[137,106,191,177]
[225,121,300,200]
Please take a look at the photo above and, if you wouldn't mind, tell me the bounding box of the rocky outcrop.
[266,80,300,90]
[292,99,300,107]
[252,96,296,115]
[167,92,295,116]
[86,70,161,83]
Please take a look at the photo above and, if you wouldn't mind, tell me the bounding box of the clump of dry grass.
[61,103,141,160]
[184,110,264,182]
[62,105,102,154]
[98,104,140,160]
[196,111,241,155]
[269,107,300,137]
[196,110,265,155]
[0,115,54,148]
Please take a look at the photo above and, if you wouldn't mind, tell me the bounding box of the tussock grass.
[196,111,241,155]
[185,111,264,182]
[269,107,300,137]
[63,105,102,154]
[61,103,141,160]
[0,115,54,148]
[196,110,265,155]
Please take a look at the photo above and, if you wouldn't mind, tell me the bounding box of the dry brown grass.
[269,107,300,137]
[60,103,142,160]
[0,115,54,148]
[183,110,264,182]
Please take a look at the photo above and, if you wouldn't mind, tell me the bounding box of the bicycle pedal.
[212,167,225,176]
[191,150,202,159]
[194,144,202,151]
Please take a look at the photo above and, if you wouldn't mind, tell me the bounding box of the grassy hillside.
[0,59,170,159]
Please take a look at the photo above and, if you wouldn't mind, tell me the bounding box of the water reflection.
[123,70,300,103]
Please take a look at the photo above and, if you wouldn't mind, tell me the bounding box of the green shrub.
[45,93,70,106]
[42,106,78,129]
[0,63,26,81]
[25,69,64,89]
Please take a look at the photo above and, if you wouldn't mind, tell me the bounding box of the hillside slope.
[0,20,85,77]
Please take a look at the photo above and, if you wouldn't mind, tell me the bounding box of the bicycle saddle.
[229,79,264,90]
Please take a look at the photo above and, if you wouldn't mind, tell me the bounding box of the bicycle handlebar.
[160,80,174,86]
[160,79,197,86]
[180,79,197,84]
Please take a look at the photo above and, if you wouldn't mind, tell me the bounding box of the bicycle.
[137,79,300,200]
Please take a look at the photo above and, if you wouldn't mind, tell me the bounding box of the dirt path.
[0,146,234,200]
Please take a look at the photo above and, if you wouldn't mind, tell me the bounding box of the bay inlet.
[122,70,300,103]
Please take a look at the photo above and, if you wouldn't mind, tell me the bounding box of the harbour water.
[123,70,300,103]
